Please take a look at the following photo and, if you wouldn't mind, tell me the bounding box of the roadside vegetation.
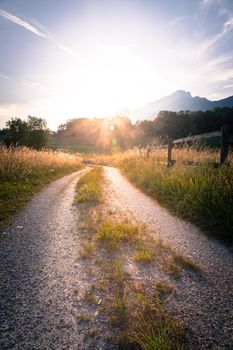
[75,166,103,203]
[119,150,233,243]
[0,146,82,227]
[74,166,204,349]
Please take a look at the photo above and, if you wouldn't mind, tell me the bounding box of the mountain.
[126,90,233,120]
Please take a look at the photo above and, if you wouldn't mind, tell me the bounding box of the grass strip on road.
[74,166,192,349]
[75,166,103,203]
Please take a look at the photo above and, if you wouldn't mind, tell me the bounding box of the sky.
[0,0,233,130]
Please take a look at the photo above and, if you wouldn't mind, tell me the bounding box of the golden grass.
[0,146,81,180]
[75,167,103,203]
[119,149,233,243]
[0,146,82,226]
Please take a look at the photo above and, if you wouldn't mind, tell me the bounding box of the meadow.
[0,146,82,227]
[82,146,233,244]
[118,147,233,243]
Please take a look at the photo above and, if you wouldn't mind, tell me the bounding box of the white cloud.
[0,8,51,38]
[0,73,12,80]
[0,8,86,64]
[58,44,86,64]
[198,16,233,55]
[169,16,187,26]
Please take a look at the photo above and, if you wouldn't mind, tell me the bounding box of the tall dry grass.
[0,146,82,226]
[82,144,233,167]
[118,147,233,243]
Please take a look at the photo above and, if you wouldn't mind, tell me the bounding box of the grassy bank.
[119,155,233,243]
[0,146,82,227]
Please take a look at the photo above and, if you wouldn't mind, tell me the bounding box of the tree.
[4,118,29,147]
[1,116,49,149]
[27,116,49,149]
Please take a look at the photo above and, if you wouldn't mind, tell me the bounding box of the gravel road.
[0,169,110,350]
[104,166,233,349]
[1,166,233,349]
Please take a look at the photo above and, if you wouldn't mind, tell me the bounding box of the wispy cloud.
[0,73,12,80]
[169,16,187,26]
[0,8,51,38]
[0,8,86,64]
[199,16,233,55]
[58,44,86,64]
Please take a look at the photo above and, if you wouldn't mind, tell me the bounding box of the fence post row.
[220,125,229,165]
[166,125,230,166]
[167,137,173,167]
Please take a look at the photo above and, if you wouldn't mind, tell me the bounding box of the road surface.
[1,167,233,349]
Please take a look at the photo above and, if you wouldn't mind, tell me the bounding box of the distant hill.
[127,90,233,120]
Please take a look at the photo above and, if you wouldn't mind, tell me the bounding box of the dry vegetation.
[73,166,205,349]
[119,151,233,243]
[0,146,82,226]
[82,146,233,243]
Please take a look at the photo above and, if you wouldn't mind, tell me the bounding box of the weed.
[173,253,200,272]
[97,220,139,249]
[167,262,181,277]
[113,260,124,283]
[134,249,154,263]
[113,286,128,311]
[156,282,176,295]
[75,167,103,203]
[83,291,98,304]
[80,242,95,258]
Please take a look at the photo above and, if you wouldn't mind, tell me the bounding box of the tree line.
[0,107,232,151]
[0,116,50,149]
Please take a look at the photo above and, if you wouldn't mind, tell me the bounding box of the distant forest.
[1,107,233,151]
[53,107,233,151]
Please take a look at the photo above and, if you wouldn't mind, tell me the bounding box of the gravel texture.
[104,166,233,350]
[1,166,233,350]
[0,169,114,350]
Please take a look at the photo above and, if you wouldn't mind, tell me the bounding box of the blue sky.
[0,0,233,129]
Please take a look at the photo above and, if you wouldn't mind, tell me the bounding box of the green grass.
[75,167,103,203]
[83,291,98,304]
[97,220,139,249]
[114,290,185,350]
[173,253,200,272]
[134,249,155,263]
[80,242,95,258]
[167,262,182,278]
[0,147,82,228]
[119,156,233,243]
[51,143,97,153]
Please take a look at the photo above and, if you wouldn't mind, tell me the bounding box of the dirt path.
[0,169,115,350]
[103,166,233,349]
[1,166,233,349]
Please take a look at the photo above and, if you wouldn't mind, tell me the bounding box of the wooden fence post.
[220,125,229,165]
[167,137,173,167]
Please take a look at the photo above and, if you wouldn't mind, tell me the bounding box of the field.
[0,146,82,227]
[83,146,233,244]
[118,148,233,243]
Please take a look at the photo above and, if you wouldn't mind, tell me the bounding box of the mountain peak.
[172,90,192,98]
[127,90,233,121]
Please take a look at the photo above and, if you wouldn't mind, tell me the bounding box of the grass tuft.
[97,220,139,249]
[134,249,154,263]
[80,242,95,258]
[75,167,103,203]
[173,253,200,272]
